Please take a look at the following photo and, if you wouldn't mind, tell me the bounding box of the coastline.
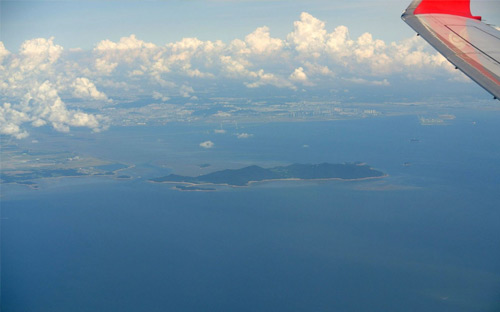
[149,174,389,189]
[2,164,387,191]
[1,164,135,189]
[171,186,217,192]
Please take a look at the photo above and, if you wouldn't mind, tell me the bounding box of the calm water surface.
[2,113,500,311]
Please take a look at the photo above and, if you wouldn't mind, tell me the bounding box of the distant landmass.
[1,163,130,188]
[150,163,385,187]
[0,142,136,189]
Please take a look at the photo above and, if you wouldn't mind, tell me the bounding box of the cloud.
[246,69,295,89]
[0,42,10,68]
[325,25,353,59]
[72,77,109,101]
[287,12,327,58]
[290,67,311,85]
[95,58,118,75]
[0,12,468,139]
[214,129,226,134]
[200,140,215,148]
[84,14,457,88]
[152,91,170,102]
[0,81,106,138]
[237,133,253,139]
[0,37,107,138]
[17,37,63,72]
[219,55,254,78]
[0,103,30,139]
[304,62,333,76]
[155,37,221,79]
[244,26,283,55]
[343,77,390,86]
[24,81,104,133]
[95,34,156,52]
[212,111,231,118]
[93,34,158,75]
[180,85,194,97]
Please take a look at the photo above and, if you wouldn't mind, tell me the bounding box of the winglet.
[409,0,481,20]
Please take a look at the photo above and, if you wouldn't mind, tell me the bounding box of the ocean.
[2,111,500,311]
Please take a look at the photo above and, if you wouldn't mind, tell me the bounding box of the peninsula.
[1,143,132,188]
[150,163,385,187]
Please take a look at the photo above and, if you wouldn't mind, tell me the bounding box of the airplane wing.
[402,0,500,99]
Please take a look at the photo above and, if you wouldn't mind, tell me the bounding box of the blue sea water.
[2,112,500,311]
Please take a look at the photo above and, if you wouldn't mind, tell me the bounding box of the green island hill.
[150,163,385,187]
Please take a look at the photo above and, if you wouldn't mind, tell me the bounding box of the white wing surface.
[402,0,500,99]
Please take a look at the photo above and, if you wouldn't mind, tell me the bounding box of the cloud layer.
[0,12,465,139]
[0,38,107,138]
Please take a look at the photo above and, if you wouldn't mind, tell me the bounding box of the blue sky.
[2,0,498,50]
[1,0,427,50]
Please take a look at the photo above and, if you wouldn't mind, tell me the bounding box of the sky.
[1,0,499,139]
[1,0,497,51]
[1,0,422,50]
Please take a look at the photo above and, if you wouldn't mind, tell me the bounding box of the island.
[150,162,385,187]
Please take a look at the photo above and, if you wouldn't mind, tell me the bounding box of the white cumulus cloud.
[288,12,327,58]
[200,140,215,149]
[17,37,63,72]
[0,80,106,138]
[290,67,311,85]
[237,133,253,139]
[72,77,109,101]
[245,26,283,55]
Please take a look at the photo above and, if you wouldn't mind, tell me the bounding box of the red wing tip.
[414,0,481,20]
